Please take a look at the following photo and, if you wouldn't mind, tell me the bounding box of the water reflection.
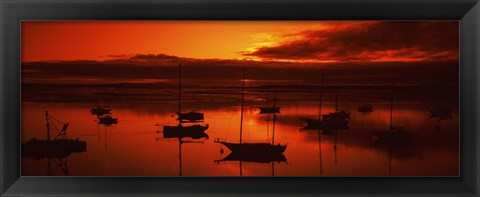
[21,86,459,176]
[158,130,209,176]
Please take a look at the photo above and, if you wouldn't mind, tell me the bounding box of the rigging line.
[49,119,61,135]
[49,115,64,125]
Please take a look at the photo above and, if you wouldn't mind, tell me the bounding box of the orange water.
[21,93,459,177]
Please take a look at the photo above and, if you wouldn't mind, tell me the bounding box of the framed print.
[1,0,479,196]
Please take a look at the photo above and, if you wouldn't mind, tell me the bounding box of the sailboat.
[322,91,351,121]
[215,69,287,156]
[429,108,452,120]
[175,63,204,123]
[22,111,87,159]
[163,63,208,137]
[300,75,349,130]
[90,105,111,116]
[372,83,411,145]
[216,112,287,163]
[259,93,280,114]
[358,104,374,113]
[90,86,112,116]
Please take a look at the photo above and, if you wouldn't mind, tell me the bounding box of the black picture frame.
[1,0,479,196]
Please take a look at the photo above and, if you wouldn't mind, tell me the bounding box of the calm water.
[21,89,459,176]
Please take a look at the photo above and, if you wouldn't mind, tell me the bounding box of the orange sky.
[21,21,328,62]
[21,21,459,63]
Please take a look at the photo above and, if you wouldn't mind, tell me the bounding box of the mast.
[179,140,182,176]
[239,161,243,176]
[335,92,339,112]
[271,161,275,176]
[319,73,323,120]
[389,145,392,176]
[273,92,277,108]
[319,128,323,176]
[390,83,394,129]
[45,111,50,141]
[272,113,276,145]
[178,63,182,114]
[239,69,246,144]
[334,130,338,165]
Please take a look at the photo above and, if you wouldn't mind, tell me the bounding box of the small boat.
[215,140,287,155]
[214,151,287,163]
[429,109,452,120]
[259,106,280,114]
[300,117,349,131]
[161,63,209,138]
[300,75,349,129]
[99,115,118,125]
[259,93,280,114]
[372,83,411,145]
[323,110,350,121]
[322,93,350,120]
[358,104,374,113]
[177,111,204,123]
[215,69,287,155]
[22,111,87,159]
[22,138,87,159]
[90,106,111,116]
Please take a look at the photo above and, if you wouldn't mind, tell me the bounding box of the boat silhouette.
[215,69,287,156]
[429,108,452,120]
[358,104,374,113]
[300,117,349,130]
[322,92,350,121]
[177,111,204,123]
[176,63,204,123]
[90,105,111,116]
[22,111,87,159]
[215,151,287,163]
[162,64,209,139]
[259,92,280,114]
[300,74,349,130]
[372,83,411,145]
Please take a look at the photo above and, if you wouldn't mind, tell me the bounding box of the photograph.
[21,21,459,176]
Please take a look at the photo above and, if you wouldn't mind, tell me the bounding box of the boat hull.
[22,139,87,159]
[259,107,280,114]
[163,125,209,139]
[323,110,351,120]
[300,117,349,129]
[215,151,287,163]
[358,106,374,113]
[177,112,204,122]
[91,108,111,116]
[216,141,286,155]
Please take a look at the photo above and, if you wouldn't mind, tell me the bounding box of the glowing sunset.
[21,21,459,176]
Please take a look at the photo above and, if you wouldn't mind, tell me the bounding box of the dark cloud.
[244,21,459,61]
[128,53,184,61]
